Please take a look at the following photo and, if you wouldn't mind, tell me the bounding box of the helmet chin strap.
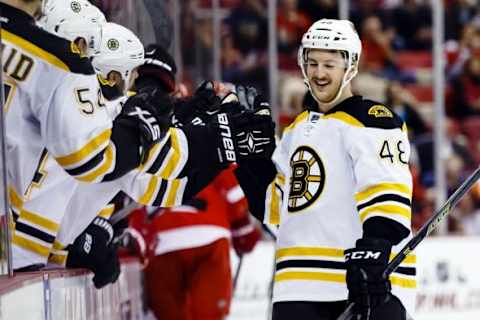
[306,66,356,111]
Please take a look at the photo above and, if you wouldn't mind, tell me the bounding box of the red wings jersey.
[152,166,247,232]
[132,166,248,255]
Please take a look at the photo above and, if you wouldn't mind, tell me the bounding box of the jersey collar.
[323,95,363,115]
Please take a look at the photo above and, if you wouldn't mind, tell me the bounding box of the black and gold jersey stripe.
[138,176,187,207]
[323,96,405,130]
[355,183,412,223]
[275,246,417,289]
[55,129,116,183]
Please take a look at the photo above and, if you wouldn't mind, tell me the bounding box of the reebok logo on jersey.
[344,250,382,261]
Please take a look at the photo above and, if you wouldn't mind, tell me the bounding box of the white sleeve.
[42,72,115,183]
[345,125,413,231]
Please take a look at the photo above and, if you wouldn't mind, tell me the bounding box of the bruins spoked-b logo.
[288,146,325,212]
[107,39,120,51]
[70,1,82,13]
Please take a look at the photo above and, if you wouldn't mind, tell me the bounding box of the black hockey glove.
[173,81,222,126]
[230,89,276,161]
[344,238,406,320]
[66,217,120,289]
[118,86,173,163]
[136,44,177,93]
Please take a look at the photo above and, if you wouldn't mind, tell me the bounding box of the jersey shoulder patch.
[3,19,94,75]
[325,96,404,130]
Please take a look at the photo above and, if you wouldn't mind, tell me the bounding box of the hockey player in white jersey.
[9,3,248,286]
[1,0,172,273]
[234,19,416,320]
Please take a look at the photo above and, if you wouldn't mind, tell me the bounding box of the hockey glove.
[231,215,261,256]
[136,44,177,93]
[66,217,120,289]
[173,81,222,126]
[230,91,276,162]
[344,238,400,320]
[119,86,173,163]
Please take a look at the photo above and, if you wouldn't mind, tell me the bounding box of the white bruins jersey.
[50,127,189,263]
[1,4,122,267]
[16,91,188,266]
[265,96,416,314]
[2,5,116,196]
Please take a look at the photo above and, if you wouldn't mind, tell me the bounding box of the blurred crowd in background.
[94,0,480,236]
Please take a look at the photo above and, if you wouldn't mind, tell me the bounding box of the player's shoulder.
[2,8,94,75]
[283,110,310,133]
[325,95,405,130]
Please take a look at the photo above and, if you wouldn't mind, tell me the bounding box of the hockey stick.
[110,201,142,225]
[337,166,480,320]
[232,254,244,293]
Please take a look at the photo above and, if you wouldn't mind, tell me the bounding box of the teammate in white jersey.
[234,19,416,320]
[1,0,169,272]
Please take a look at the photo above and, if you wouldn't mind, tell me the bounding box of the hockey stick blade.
[337,166,480,320]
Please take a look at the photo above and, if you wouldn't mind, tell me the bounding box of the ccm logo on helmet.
[345,250,381,261]
[217,113,237,162]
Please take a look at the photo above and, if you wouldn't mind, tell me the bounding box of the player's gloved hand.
[173,81,222,126]
[115,227,149,265]
[66,217,120,289]
[137,44,177,93]
[344,238,398,319]
[119,86,173,163]
[230,87,276,161]
[231,215,261,256]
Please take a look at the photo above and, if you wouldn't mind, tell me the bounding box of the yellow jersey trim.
[98,204,115,219]
[8,187,23,209]
[359,204,411,222]
[160,128,180,179]
[276,247,344,260]
[275,271,345,283]
[165,179,181,207]
[322,112,364,128]
[269,182,280,225]
[355,183,412,203]
[2,30,70,72]
[139,175,159,205]
[12,234,51,257]
[77,143,114,182]
[56,128,112,167]
[283,111,309,133]
[275,271,416,288]
[20,209,60,233]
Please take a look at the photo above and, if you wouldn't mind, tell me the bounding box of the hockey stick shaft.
[110,201,142,225]
[383,166,480,277]
[337,167,480,320]
[232,254,243,292]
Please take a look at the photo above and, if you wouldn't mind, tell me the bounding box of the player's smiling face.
[305,49,347,104]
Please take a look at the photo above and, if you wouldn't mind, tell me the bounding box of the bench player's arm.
[44,73,151,183]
